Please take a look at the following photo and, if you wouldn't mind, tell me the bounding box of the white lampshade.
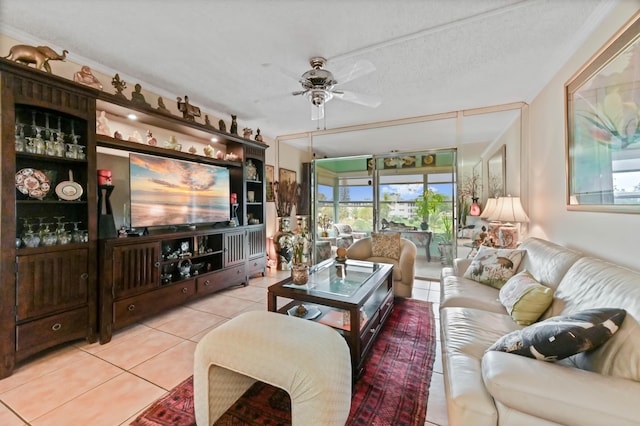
[488,196,529,224]
[480,197,498,219]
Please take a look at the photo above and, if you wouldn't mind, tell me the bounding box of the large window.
[378,173,452,230]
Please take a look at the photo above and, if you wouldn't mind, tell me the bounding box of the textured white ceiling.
[0,0,618,157]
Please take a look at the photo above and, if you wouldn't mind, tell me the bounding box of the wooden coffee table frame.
[267,258,394,377]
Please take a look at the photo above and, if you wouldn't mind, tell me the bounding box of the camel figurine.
[3,44,68,73]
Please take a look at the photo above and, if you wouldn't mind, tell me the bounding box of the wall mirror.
[566,11,640,212]
[487,144,506,198]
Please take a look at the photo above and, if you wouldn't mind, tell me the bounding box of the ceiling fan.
[292,57,381,121]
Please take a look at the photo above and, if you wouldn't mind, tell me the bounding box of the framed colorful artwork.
[566,11,640,212]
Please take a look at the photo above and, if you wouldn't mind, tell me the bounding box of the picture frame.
[565,11,640,213]
[279,168,296,186]
[265,164,275,202]
[487,144,505,198]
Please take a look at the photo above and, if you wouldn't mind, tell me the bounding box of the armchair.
[346,236,417,297]
[333,223,366,249]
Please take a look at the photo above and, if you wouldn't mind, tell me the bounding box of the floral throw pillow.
[463,246,526,289]
[487,308,626,361]
[371,232,401,260]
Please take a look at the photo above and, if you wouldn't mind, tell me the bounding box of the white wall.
[526,2,640,271]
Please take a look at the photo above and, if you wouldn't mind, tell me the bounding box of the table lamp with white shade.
[487,195,529,248]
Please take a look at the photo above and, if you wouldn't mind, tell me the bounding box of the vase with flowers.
[273,179,298,270]
[317,213,332,237]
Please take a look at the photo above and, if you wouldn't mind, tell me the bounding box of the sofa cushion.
[440,275,505,314]
[371,232,400,260]
[463,246,526,289]
[440,307,521,426]
[499,270,554,325]
[516,238,582,293]
[551,257,640,381]
[487,308,626,361]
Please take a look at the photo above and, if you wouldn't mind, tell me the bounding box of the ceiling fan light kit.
[294,56,380,123]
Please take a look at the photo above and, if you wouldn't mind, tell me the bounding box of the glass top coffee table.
[267,258,394,378]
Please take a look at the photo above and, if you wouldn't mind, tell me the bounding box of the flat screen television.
[129,152,230,228]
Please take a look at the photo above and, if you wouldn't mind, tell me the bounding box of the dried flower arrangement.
[273,179,297,217]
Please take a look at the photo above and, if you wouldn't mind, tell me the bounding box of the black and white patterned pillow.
[487,308,626,361]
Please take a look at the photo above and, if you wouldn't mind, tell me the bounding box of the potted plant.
[437,212,455,265]
[317,213,332,237]
[414,188,444,230]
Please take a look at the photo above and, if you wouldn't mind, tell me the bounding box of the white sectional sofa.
[439,237,640,426]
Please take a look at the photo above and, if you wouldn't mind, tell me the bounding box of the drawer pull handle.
[204,280,210,286]
[182,287,188,294]
[128,304,135,312]
[52,323,62,331]
[80,272,89,280]
[155,262,160,268]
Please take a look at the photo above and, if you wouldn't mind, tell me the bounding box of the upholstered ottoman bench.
[194,310,352,425]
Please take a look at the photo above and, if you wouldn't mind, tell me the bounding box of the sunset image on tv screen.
[129,153,230,227]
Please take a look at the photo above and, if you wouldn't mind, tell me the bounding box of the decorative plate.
[15,168,50,199]
[287,304,321,320]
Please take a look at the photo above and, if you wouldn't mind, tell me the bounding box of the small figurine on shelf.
[204,115,216,128]
[111,73,127,98]
[131,83,150,107]
[243,128,253,139]
[96,111,111,136]
[230,114,238,135]
[188,146,197,154]
[113,130,123,140]
[128,131,143,143]
[177,96,201,121]
[255,128,264,142]
[203,145,213,157]
[74,65,102,89]
[146,130,157,146]
[156,97,171,114]
[218,119,226,132]
[4,44,67,73]
[164,135,182,151]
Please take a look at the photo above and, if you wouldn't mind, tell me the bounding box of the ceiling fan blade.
[333,90,381,108]
[333,59,376,85]
[261,62,301,82]
[292,89,308,96]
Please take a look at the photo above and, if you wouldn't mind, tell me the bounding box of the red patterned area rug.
[131,298,436,426]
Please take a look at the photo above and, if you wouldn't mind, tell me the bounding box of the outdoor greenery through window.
[378,173,453,239]
[317,178,374,234]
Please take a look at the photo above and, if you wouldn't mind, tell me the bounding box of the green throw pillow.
[463,246,526,289]
[499,270,554,325]
[487,308,626,361]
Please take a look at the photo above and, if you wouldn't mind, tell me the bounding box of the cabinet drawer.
[246,256,266,276]
[221,265,246,286]
[197,266,245,295]
[379,293,394,323]
[360,309,381,356]
[16,307,89,360]
[196,272,228,295]
[113,280,196,330]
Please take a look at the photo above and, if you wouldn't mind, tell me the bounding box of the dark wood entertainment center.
[0,59,267,377]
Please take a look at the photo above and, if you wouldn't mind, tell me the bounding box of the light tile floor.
[0,269,448,426]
